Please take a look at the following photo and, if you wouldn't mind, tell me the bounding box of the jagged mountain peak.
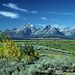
[72,26,75,29]
[26,22,34,28]
[12,28,17,31]
[1,23,75,38]
[21,25,26,28]
[44,25,51,28]
[17,22,34,30]
[63,27,70,30]
[42,25,51,30]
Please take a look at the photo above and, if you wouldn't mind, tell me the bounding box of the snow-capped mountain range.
[1,23,75,39]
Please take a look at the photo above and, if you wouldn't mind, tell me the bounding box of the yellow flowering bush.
[0,39,21,61]
[0,31,40,62]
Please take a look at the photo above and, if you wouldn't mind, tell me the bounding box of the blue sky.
[0,0,75,30]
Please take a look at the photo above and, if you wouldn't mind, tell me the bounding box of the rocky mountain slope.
[1,23,75,39]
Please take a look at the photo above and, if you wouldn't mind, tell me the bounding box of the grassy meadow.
[14,40,75,52]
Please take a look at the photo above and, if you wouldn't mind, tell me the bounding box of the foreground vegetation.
[0,31,75,75]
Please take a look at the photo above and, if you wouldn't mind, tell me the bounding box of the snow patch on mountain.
[1,23,75,38]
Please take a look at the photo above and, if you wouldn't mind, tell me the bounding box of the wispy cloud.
[41,17,47,20]
[38,23,66,28]
[48,11,75,16]
[51,24,59,27]
[3,3,28,12]
[51,24,67,28]
[30,11,38,14]
[38,24,47,27]
[22,18,27,20]
[0,11,19,19]
[51,18,61,22]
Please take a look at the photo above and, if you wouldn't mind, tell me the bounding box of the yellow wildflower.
[35,51,38,56]
[58,53,61,59]
[18,52,21,57]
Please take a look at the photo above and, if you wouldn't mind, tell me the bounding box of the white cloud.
[22,18,27,20]
[38,23,66,28]
[41,17,47,20]
[51,24,67,28]
[38,24,47,27]
[38,23,60,28]
[30,11,38,14]
[60,12,75,15]
[48,11,75,16]
[3,3,28,12]
[51,24,59,27]
[0,11,19,19]
[51,18,61,22]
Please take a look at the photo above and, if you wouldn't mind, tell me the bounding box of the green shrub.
[0,31,5,42]
[70,50,75,59]
[20,44,40,61]
[46,55,55,59]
